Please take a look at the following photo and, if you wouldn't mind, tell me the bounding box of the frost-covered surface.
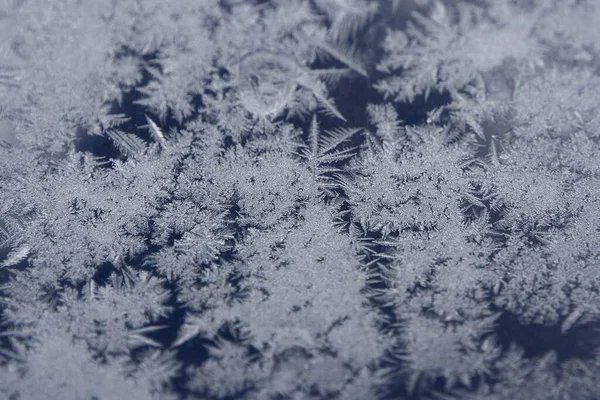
[1,0,600,399]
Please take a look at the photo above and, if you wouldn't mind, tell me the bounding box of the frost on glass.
[1,0,600,399]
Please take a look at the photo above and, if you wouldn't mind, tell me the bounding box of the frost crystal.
[1,0,600,399]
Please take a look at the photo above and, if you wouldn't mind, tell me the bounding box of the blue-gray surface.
[1,1,600,399]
